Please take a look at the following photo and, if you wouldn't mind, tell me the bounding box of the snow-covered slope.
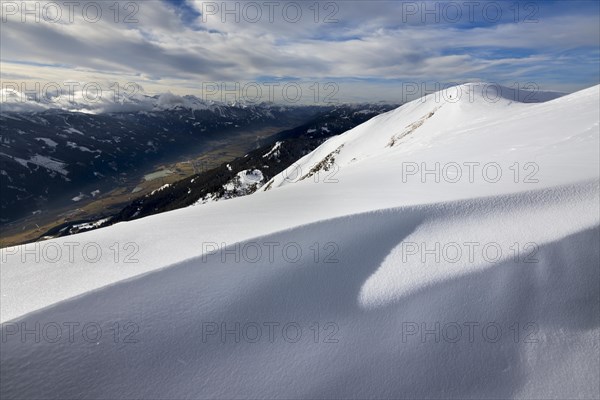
[1,83,598,399]
[264,83,597,192]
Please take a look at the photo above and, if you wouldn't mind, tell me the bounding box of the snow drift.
[1,83,599,399]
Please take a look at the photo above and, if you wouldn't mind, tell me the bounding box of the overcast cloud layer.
[0,0,599,104]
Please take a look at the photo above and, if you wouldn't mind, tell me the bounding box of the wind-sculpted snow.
[1,184,598,399]
[1,83,598,398]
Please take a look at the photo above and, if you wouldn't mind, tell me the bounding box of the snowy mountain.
[1,83,598,399]
[0,89,272,114]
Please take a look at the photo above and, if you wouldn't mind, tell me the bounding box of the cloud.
[0,0,598,103]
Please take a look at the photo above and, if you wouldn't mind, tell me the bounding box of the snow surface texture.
[1,83,599,399]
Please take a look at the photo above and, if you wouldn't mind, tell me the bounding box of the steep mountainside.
[109,104,396,222]
[0,103,322,223]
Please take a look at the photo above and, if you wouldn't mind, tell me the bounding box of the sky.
[0,0,599,105]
